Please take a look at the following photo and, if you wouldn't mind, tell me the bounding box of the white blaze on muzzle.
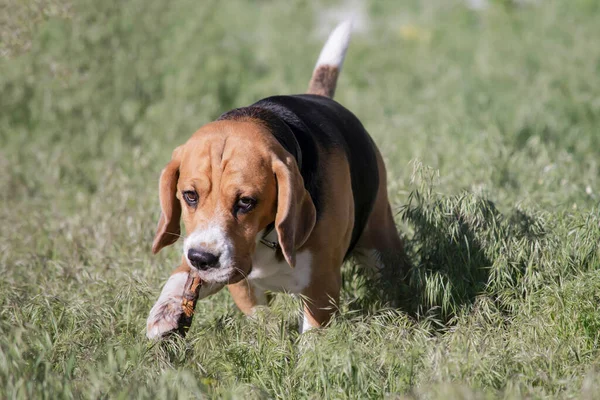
[183,224,235,281]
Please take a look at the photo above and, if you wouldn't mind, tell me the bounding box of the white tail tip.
[314,20,353,71]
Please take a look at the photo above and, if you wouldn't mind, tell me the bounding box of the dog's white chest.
[248,232,312,293]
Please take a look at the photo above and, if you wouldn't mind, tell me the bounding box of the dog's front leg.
[146,261,224,339]
[228,279,269,316]
[300,255,343,333]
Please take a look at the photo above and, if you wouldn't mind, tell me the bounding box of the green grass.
[2,0,600,398]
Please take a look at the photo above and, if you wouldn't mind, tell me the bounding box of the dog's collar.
[259,222,280,251]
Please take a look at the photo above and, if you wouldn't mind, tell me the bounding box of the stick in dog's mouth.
[177,270,203,336]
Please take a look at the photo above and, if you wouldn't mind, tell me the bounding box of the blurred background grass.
[1,0,600,398]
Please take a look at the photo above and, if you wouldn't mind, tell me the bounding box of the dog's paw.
[146,296,184,339]
[146,272,188,339]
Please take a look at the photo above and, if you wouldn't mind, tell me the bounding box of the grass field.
[2,0,600,398]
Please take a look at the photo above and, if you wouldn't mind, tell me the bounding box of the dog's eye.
[236,197,256,213]
[183,190,199,206]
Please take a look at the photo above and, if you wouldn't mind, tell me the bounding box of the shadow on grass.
[398,192,495,321]
[344,188,546,327]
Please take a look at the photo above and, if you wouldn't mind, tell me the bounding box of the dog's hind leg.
[354,149,409,301]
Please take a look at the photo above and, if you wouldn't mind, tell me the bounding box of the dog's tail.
[307,20,353,98]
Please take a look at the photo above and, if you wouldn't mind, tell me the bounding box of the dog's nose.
[187,249,220,270]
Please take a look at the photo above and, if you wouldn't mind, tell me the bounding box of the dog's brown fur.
[146,22,407,338]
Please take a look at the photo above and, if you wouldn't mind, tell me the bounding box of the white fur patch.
[314,20,353,70]
[183,224,235,283]
[249,230,312,293]
[300,313,315,334]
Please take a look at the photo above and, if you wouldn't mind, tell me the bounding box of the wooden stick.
[177,270,203,336]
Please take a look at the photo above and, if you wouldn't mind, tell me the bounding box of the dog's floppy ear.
[152,147,183,254]
[272,157,316,267]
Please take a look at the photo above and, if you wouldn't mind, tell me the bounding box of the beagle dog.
[146,21,407,339]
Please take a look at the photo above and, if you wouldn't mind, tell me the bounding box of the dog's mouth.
[193,264,252,285]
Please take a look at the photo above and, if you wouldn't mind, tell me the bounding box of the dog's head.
[152,119,316,284]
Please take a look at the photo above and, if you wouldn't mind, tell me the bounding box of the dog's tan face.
[152,120,316,284]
